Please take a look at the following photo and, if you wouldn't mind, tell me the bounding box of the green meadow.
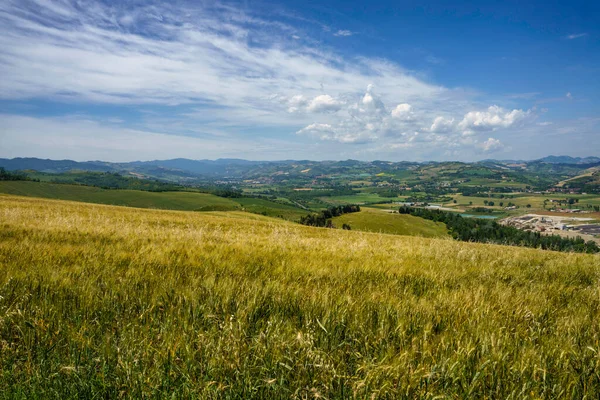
[332,208,449,238]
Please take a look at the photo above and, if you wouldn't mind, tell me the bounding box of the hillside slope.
[0,181,239,211]
[332,208,449,238]
[0,181,307,219]
[1,195,600,398]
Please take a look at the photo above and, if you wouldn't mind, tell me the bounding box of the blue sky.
[0,0,598,161]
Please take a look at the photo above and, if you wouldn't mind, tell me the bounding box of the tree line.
[399,206,599,253]
[0,168,34,181]
[299,205,361,228]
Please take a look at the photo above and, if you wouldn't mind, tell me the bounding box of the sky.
[0,0,598,162]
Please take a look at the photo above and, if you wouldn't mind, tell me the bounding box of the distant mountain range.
[536,155,600,164]
[0,155,598,182]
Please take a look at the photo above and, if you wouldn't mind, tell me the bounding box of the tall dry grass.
[1,194,600,399]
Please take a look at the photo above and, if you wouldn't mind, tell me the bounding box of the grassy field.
[2,195,600,398]
[321,193,393,205]
[0,181,309,219]
[449,193,600,210]
[236,198,308,220]
[332,208,449,238]
[0,181,240,211]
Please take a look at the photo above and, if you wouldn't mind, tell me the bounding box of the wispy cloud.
[425,55,445,65]
[0,0,541,160]
[566,33,588,40]
[333,29,353,37]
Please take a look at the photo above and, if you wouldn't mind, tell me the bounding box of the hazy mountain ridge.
[537,155,600,164]
[1,156,598,182]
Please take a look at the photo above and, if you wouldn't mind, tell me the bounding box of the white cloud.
[297,122,376,144]
[458,106,531,135]
[566,92,573,99]
[481,138,504,153]
[297,123,334,134]
[333,30,353,37]
[307,94,342,113]
[566,33,587,40]
[429,116,455,133]
[391,103,413,120]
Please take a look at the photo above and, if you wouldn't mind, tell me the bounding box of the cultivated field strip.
[1,195,600,398]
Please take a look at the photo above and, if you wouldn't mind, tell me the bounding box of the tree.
[526,204,531,208]
[342,224,351,230]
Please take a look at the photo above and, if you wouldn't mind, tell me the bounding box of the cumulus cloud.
[307,95,342,113]
[296,86,390,144]
[429,116,455,133]
[481,138,505,153]
[458,106,531,135]
[391,103,413,120]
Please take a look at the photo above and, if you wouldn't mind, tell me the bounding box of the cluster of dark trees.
[460,187,523,197]
[299,205,361,228]
[399,206,599,254]
[0,168,34,181]
[211,188,243,198]
[406,194,453,203]
[471,207,494,214]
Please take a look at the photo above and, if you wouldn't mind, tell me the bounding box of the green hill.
[235,197,309,220]
[0,180,239,211]
[0,181,309,218]
[2,195,599,398]
[332,208,449,238]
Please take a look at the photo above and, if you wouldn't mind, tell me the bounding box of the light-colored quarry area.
[500,214,600,244]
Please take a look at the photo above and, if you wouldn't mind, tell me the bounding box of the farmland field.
[320,193,394,205]
[449,193,600,210]
[0,181,309,219]
[332,208,449,238]
[2,195,600,398]
[0,181,240,211]
[235,197,308,220]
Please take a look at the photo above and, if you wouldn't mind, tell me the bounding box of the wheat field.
[1,194,600,399]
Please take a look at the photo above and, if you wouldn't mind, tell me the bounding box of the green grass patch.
[0,180,239,211]
[332,208,449,238]
[321,192,393,205]
[235,197,308,220]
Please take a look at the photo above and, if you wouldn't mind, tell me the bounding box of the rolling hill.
[1,195,599,398]
[0,180,240,211]
[332,208,449,238]
[0,180,310,220]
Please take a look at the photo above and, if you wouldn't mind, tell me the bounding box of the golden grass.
[1,194,600,398]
